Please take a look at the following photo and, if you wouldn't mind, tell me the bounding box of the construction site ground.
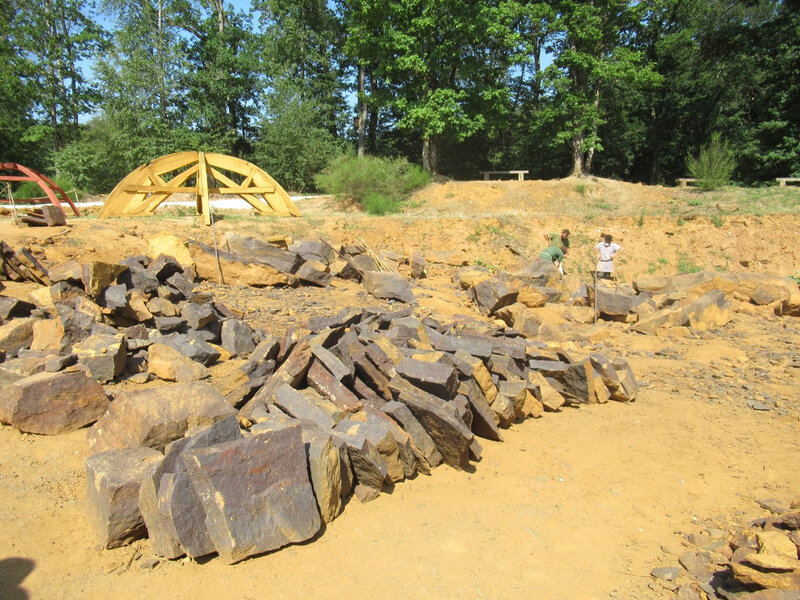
[1,176,799,599]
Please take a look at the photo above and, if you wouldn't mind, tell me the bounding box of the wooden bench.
[480,170,529,181]
[676,177,699,188]
[776,177,800,187]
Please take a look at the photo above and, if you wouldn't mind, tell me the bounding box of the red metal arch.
[0,163,81,217]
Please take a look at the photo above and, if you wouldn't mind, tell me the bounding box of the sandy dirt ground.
[1,177,799,599]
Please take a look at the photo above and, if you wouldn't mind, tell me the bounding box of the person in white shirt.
[595,234,622,280]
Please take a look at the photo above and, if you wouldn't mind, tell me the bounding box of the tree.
[539,0,659,176]
[11,0,106,154]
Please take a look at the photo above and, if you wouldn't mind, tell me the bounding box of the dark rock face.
[388,376,473,470]
[182,424,322,563]
[1,369,109,434]
[470,278,518,316]
[138,415,242,559]
[362,272,416,304]
[85,446,163,549]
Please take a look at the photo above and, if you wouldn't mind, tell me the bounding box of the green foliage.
[637,207,646,228]
[676,251,701,273]
[315,155,431,212]
[362,193,400,215]
[14,176,78,199]
[686,133,737,190]
[711,214,724,228]
[575,183,588,195]
[252,84,344,192]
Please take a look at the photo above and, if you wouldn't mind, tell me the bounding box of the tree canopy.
[1,0,797,192]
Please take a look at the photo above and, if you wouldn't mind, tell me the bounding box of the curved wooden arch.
[0,163,81,216]
[98,152,300,225]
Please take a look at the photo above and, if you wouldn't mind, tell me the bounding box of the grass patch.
[677,251,702,273]
[711,214,724,228]
[637,207,646,228]
[315,155,431,215]
[475,258,498,272]
[575,183,588,195]
[595,199,616,211]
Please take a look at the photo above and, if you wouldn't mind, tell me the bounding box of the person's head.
[604,234,613,243]
[560,245,568,254]
[561,229,570,240]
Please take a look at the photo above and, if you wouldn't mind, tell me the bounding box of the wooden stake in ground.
[593,271,599,323]
[209,200,225,285]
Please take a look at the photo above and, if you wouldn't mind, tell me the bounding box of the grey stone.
[457,378,502,441]
[388,376,473,470]
[274,384,337,431]
[331,430,388,491]
[87,382,236,454]
[85,446,163,549]
[471,278,518,316]
[73,333,127,383]
[1,368,109,435]
[301,429,344,523]
[395,357,458,399]
[183,423,321,563]
[221,319,256,357]
[362,271,415,304]
[181,303,217,330]
[103,284,128,310]
[138,415,241,559]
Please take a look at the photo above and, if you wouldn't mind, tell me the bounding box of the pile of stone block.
[82,304,637,563]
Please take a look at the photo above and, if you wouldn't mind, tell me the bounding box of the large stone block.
[0,316,35,357]
[148,343,210,382]
[138,415,242,559]
[362,271,415,304]
[1,368,109,434]
[73,333,127,383]
[395,357,458,399]
[86,446,163,549]
[221,319,256,357]
[388,376,473,470]
[301,429,344,524]
[471,278,518,316]
[183,424,321,563]
[87,382,236,454]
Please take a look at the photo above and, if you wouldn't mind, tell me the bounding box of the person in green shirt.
[540,245,567,274]
[543,229,571,255]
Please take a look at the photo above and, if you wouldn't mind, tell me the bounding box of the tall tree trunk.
[367,70,378,153]
[211,0,224,34]
[422,134,441,174]
[158,0,166,119]
[357,64,367,158]
[571,133,585,176]
[584,87,601,173]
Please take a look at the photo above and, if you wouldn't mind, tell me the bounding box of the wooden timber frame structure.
[98,151,301,225]
[0,163,81,216]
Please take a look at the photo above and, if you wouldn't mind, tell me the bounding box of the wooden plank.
[198,151,211,225]
[150,151,198,176]
[206,166,274,215]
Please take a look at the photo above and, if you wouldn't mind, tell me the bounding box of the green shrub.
[685,133,737,191]
[711,214,724,228]
[315,155,431,214]
[14,176,79,199]
[363,193,401,215]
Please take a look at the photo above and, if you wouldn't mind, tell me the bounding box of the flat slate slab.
[183,423,321,563]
